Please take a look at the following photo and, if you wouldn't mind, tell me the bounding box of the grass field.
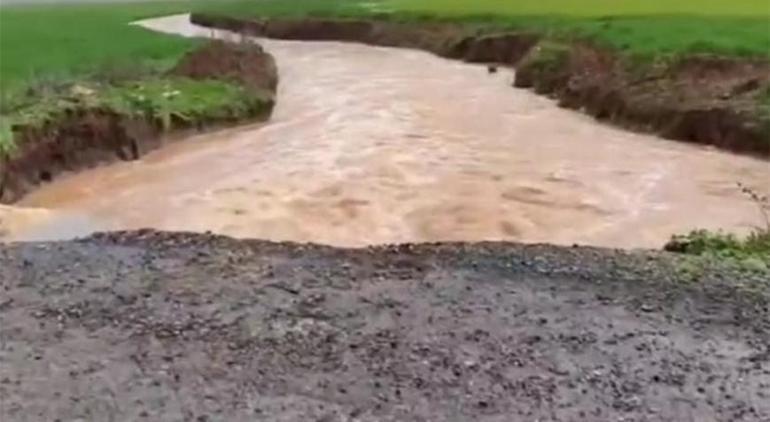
[386,0,769,16]
[0,2,200,92]
[1,0,768,92]
[386,0,770,58]
[201,0,770,59]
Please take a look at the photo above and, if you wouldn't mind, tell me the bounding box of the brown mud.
[1,230,769,421]
[0,41,278,204]
[190,13,770,158]
[171,40,278,93]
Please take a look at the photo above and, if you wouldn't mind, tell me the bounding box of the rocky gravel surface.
[1,230,769,421]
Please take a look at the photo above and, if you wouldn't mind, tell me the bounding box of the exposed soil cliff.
[0,41,278,204]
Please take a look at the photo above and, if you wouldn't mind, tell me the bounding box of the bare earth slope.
[1,231,769,421]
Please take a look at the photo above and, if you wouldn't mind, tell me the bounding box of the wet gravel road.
[1,231,769,421]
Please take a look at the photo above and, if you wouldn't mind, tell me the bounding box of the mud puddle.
[2,14,768,248]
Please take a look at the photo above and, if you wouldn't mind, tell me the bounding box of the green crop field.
[386,0,769,16]
[1,0,769,92]
[202,0,770,59]
[0,2,200,92]
[383,0,770,58]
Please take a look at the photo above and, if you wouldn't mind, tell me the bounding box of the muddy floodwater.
[2,14,768,248]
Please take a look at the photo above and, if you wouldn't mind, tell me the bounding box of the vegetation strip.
[666,184,770,268]
[195,0,770,59]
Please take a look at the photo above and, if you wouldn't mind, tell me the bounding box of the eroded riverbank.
[1,14,769,249]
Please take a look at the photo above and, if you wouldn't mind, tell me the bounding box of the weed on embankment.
[666,184,770,272]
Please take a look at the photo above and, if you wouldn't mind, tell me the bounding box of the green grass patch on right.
[667,229,770,263]
[665,185,770,270]
[385,0,769,17]
[382,0,770,57]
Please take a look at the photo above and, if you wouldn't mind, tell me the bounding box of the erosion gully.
[1,14,768,248]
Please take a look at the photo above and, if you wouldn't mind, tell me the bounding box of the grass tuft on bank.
[667,230,770,262]
[666,185,770,268]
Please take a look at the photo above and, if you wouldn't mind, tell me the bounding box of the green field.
[1,0,769,92]
[386,0,769,16]
[384,0,770,58]
[0,2,200,92]
[200,0,770,59]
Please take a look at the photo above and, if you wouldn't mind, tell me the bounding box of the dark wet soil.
[2,230,769,421]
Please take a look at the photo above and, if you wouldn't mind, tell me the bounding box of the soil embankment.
[0,41,278,204]
[1,230,769,420]
[191,13,770,157]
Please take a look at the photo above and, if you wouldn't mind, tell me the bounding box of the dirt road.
[2,231,768,421]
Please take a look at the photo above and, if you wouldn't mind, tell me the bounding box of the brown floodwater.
[1,14,768,248]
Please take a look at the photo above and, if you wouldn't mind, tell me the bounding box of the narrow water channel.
[2,14,768,248]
